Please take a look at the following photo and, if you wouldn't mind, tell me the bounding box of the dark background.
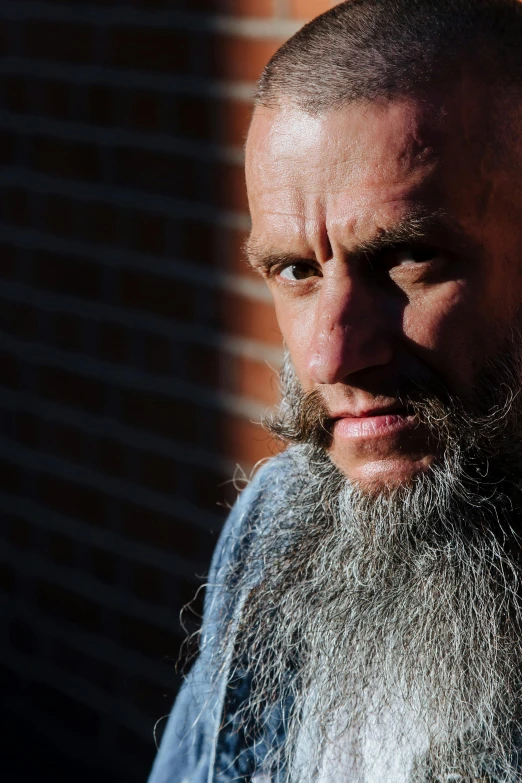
[0,1,331,780]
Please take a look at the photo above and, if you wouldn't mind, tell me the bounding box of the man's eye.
[394,246,442,266]
[278,263,318,281]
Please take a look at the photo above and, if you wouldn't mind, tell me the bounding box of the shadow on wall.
[0,1,302,780]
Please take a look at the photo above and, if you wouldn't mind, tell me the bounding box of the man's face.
[246,84,522,489]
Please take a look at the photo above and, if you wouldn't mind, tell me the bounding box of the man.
[149,1,522,781]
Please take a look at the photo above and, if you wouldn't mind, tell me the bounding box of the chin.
[331,453,437,495]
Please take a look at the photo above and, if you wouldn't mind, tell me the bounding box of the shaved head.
[256,0,522,114]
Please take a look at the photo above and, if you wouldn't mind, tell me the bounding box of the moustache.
[266,371,460,451]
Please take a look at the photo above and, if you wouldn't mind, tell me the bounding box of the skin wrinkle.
[246,84,522,485]
[153,7,522,783]
[214,5,522,779]
[226,56,522,780]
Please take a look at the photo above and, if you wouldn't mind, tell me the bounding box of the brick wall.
[0,1,336,781]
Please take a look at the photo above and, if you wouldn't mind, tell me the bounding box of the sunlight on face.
[246,93,522,488]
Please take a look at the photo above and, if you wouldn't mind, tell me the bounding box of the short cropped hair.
[256,0,522,113]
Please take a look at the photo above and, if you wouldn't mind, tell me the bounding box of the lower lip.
[334,414,417,440]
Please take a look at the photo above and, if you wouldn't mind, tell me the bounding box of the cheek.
[402,281,487,386]
[273,296,317,387]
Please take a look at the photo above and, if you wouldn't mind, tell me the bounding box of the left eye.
[278,263,318,281]
[394,246,441,265]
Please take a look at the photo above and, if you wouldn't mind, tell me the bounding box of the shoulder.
[201,446,303,633]
[147,449,303,783]
[212,446,303,566]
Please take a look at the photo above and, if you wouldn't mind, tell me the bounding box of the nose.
[305,268,394,385]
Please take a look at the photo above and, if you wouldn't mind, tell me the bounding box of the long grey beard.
[231,450,522,782]
[223,336,522,782]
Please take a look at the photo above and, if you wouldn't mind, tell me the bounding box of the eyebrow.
[245,210,470,274]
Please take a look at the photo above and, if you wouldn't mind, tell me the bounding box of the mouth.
[332,407,418,440]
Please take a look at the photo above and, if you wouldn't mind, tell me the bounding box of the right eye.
[278,263,319,281]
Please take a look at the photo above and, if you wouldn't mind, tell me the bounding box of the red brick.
[34,137,100,182]
[88,202,119,245]
[29,249,102,299]
[44,194,75,237]
[48,532,76,566]
[54,312,85,353]
[230,354,280,405]
[221,292,281,345]
[91,547,116,585]
[119,613,182,659]
[122,503,216,563]
[96,437,126,478]
[222,413,279,465]
[51,0,126,3]
[124,0,172,6]
[219,99,253,147]
[53,641,119,694]
[38,474,106,526]
[46,80,70,120]
[180,220,218,266]
[115,146,199,199]
[133,211,166,256]
[142,331,171,375]
[131,676,173,719]
[176,95,215,141]
[0,299,39,341]
[9,619,38,656]
[52,421,88,463]
[0,130,15,165]
[142,0,273,12]
[130,90,161,132]
[219,226,255,276]
[30,682,100,738]
[120,390,198,442]
[220,0,274,14]
[140,451,175,493]
[16,411,41,449]
[39,366,106,414]
[191,466,232,512]
[119,269,194,321]
[132,563,165,604]
[25,21,92,64]
[290,0,335,18]
[0,564,16,594]
[37,581,101,633]
[98,321,128,364]
[184,343,221,387]
[88,84,114,126]
[4,187,29,227]
[185,346,278,405]
[115,726,154,765]
[7,516,32,550]
[0,352,19,389]
[211,36,282,81]
[217,161,248,212]
[0,244,17,280]
[4,76,27,113]
[110,28,191,73]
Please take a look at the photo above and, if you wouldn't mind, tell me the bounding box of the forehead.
[245,96,491,256]
[247,100,438,190]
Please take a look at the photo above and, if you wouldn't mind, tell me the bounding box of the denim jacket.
[148,450,297,783]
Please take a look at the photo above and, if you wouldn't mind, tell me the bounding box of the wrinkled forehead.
[246,101,443,251]
[246,99,440,194]
[245,93,499,254]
